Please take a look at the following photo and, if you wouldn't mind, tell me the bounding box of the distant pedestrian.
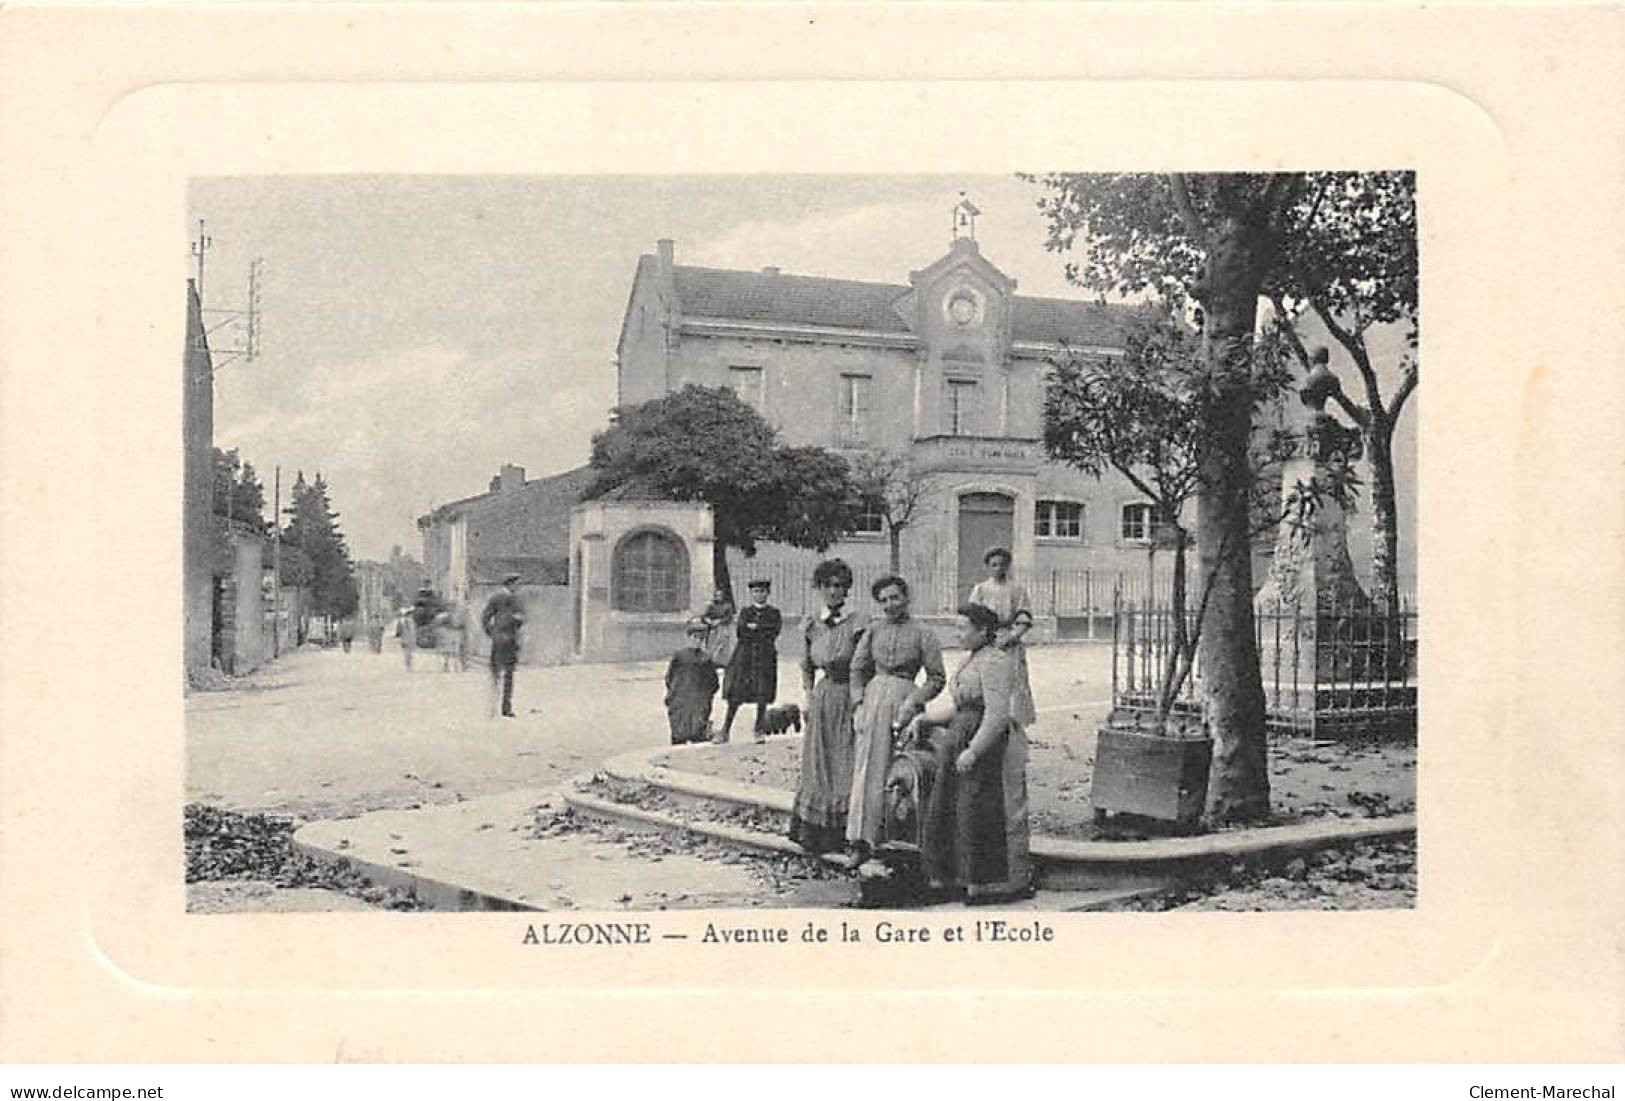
[481,572,527,718]
[395,612,417,670]
[411,585,441,661]
[436,600,468,672]
[665,620,719,745]
[337,617,357,653]
[366,621,384,654]
[718,578,781,743]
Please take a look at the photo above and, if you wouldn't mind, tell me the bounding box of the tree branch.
[1388,360,1419,423]
[1168,174,1210,245]
[1268,295,1313,372]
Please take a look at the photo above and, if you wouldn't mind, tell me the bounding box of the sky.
[188,174,1089,562]
[187,173,1415,574]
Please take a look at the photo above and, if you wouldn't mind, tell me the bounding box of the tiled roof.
[670,264,1127,346]
[673,266,909,333]
[428,464,596,523]
[594,475,674,502]
[1010,295,1127,348]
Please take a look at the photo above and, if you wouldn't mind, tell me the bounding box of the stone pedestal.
[1252,371,1412,737]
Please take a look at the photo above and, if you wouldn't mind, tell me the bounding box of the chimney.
[760,266,780,275]
[498,464,526,494]
[656,238,674,273]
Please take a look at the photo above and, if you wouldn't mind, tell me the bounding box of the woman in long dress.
[787,558,863,855]
[846,575,945,865]
[911,602,1031,902]
[967,546,1037,897]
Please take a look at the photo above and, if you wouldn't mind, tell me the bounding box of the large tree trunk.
[712,541,733,603]
[1366,420,1402,620]
[1196,215,1273,823]
[888,527,902,574]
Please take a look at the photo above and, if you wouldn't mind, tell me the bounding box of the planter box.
[1091,722,1212,828]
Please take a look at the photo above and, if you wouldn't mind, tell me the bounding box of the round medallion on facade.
[943,285,986,329]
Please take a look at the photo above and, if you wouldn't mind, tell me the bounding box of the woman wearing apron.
[846,575,945,866]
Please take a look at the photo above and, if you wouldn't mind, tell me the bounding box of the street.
[187,638,1117,823]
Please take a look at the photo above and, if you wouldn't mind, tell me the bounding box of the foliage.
[849,448,931,571]
[211,447,269,534]
[585,386,861,595]
[377,544,426,611]
[1024,171,1311,822]
[1045,308,1340,728]
[1266,171,1419,612]
[281,470,359,619]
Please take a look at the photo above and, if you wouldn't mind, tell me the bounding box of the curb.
[581,742,1417,887]
[290,793,569,913]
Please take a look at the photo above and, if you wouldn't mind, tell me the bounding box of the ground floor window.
[613,529,688,612]
[1035,499,1084,540]
[853,495,885,536]
[1121,502,1155,544]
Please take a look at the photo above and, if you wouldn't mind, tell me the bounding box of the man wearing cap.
[717,578,782,742]
[480,572,527,718]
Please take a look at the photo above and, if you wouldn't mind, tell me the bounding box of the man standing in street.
[481,571,526,718]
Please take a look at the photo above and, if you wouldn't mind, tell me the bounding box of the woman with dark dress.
[968,546,1037,897]
[717,578,782,743]
[787,558,863,855]
[665,620,719,745]
[908,602,1033,903]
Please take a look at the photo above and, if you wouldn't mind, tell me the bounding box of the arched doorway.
[957,491,1014,606]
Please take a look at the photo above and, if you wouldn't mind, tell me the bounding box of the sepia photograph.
[182,171,1419,916]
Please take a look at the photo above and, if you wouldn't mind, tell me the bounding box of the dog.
[758,703,802,736]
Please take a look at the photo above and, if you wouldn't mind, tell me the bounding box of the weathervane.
[952,191,981,242]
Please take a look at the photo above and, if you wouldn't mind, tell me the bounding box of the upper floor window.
[1036,500,1084,541]
[1120,502,1155,544]
[613,529,688,613]
[728,366,764,413]
[838,374,871,445]
[853,495,885,536]
[946,379,979,436]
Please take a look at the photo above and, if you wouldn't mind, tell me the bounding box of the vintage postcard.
[1,2,1620,1065]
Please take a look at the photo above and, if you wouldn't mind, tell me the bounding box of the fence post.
[1110,586,1119,706]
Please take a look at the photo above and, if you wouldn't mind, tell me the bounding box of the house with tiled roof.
[417,463,595,602]
[603,230,1172,644]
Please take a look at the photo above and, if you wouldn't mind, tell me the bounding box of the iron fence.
[1111,590,1418,738]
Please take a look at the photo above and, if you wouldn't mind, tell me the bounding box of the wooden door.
[957,492,1014,607]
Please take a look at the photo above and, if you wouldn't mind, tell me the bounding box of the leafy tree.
[281,471,358,620]
[851,447,931,573]
[1028,171,1312,821]
[211,447,268,534]
[1265,171,1417,618]
[585,386,861,598]
[1046,307,1347,735]
[379,544,426,611]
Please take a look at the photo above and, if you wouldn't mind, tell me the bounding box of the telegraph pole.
[272,465,282,659]
[191,219,211,301]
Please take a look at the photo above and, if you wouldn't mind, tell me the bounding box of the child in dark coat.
[665,620,719,745]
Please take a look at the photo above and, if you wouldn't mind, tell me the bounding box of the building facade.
[613,234,1182,635]
[418,463,594,604]
[183,280,215,681]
